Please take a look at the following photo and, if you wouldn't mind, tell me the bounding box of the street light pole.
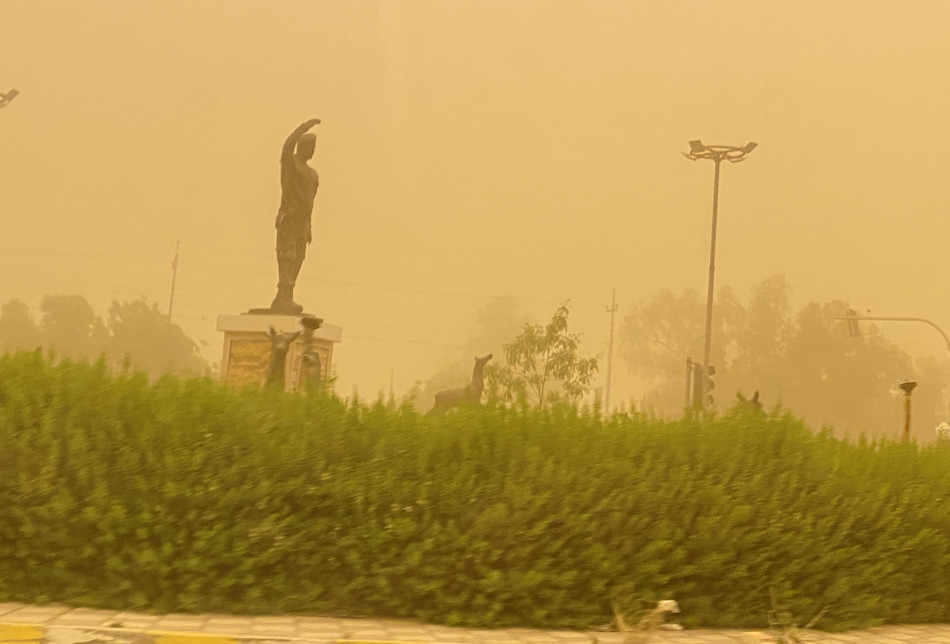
[701,156,721,408]
[683,140,757,409]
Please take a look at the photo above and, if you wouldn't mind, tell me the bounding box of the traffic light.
[691,363,703,409]
[691,364,716,409]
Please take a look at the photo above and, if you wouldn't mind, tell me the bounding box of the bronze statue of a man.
[271,118,321,314]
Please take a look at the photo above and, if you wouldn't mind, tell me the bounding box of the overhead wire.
[0,234,622,359]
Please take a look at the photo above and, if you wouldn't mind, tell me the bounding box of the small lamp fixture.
[0,88,19,107]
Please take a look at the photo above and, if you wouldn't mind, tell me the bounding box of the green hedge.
[1,350,949,630]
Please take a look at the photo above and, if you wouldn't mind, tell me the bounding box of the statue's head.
[296,133,316,160]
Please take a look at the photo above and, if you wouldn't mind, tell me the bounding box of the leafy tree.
[1,294,208,378]
[912,356,950,439]
[40,294,108,358]
[618,285,744,413]
[0,299,42,352]
[728,274,793,395]
[618,275,947,440]
[487,302,598,408]
[781,301,916,438]
[105,298,207,378]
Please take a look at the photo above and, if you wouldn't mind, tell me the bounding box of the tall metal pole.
[168,241,180,321]
[683,140,757,409]
[700,159,722,407]
[605,288,617,416]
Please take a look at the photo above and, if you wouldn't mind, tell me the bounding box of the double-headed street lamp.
[0,89,19,109]
[683,140,757,409]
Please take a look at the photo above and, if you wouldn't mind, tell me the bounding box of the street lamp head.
[743,141,758,153]
[688,140,705,154]
[0,89,18,107]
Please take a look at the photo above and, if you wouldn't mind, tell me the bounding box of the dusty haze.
[3,1,950,423]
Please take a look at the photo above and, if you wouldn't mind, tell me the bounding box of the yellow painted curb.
[0,624,44,643]
[335,641,430,644]
[148,633,238,644]
[328,640,492,644]
[0,624,467,644]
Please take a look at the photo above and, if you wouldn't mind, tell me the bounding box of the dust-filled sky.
[4,1,950,401]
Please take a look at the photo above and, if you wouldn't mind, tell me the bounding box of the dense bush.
[1,350,949,630]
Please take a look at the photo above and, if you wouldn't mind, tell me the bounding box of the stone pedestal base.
[216,313,343,392]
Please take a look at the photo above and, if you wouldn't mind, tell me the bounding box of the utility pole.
[605,288,618,416]
[684,357,694,412]
[167,241,180,321]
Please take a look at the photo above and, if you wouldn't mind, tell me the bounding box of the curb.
[0,623,464,644]
[0,624,45,643]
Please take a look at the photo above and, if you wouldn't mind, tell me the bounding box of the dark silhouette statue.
[427,354,493,416]
[736,390,763,412]
[270,118,321,314]
[264,326,301,388]
[298,315,324,393]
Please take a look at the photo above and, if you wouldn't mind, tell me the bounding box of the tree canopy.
[620,275,946,441]
[487,302,598,408]
[0,295,208,379]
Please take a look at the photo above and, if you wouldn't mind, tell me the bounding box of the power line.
[0,234,613,306]
[339,334,466,349]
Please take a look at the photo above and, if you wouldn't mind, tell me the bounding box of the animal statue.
[736,390,763,412]
[427,354,493,416]
[264,325,301,389]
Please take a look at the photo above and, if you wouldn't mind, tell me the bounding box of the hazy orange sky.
[4,1,950,401]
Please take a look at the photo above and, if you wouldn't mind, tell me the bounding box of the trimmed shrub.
[1,351,949,630]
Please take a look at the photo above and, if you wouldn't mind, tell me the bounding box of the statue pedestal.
[216,313,343,392]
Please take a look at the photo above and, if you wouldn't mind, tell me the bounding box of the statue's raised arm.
[281,118,321,161]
